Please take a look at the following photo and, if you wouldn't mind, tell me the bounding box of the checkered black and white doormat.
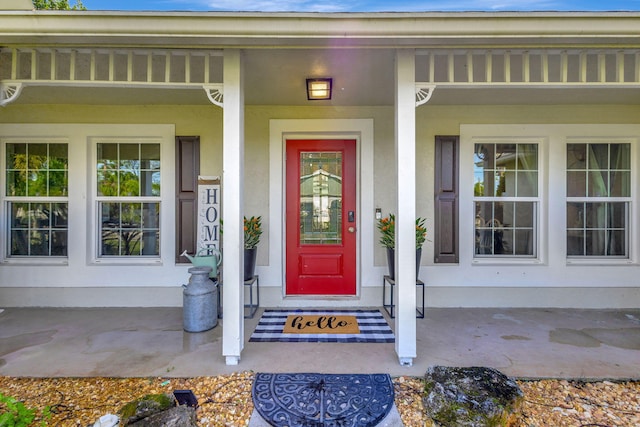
[249,309,394,343]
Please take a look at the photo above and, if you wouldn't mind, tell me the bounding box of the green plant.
[243,216,262,249]
[0,393,50,427]
[33,0,85,10]
[220,216,263,249]
[377,213,426,249]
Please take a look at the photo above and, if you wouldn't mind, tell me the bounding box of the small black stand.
[382,275,425,319]
[244,275,260,319]
[217,275,260,319]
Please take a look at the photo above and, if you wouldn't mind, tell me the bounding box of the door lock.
[348,211,355,222]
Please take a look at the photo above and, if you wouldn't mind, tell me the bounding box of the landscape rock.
[118,393,175,426]
[128,405,197,427]
[423,366,524,426]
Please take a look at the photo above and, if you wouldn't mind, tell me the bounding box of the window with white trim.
[4,141,68,257]
[473,142,538,257]
[566,142,630,258]
[96,142,160,257]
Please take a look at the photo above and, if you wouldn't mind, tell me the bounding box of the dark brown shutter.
[434,135,459,263]
[175,136,200,263]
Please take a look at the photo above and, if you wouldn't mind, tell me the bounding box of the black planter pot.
[386,248,395,280]
[244,247,257,281]
[386,247,422,281]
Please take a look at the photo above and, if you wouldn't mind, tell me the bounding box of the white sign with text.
[197,176,220,252]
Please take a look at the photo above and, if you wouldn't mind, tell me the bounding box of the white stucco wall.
[1,103,639,307]
[0,123,184,306]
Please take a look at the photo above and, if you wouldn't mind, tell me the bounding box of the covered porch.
[1,306,639,379]
[1,8,640,368]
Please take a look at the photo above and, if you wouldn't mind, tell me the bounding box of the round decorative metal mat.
[252,373,395,427]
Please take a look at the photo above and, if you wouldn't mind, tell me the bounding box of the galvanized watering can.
[181,247,222,279]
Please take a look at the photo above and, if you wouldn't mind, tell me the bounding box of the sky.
[81,0,640,13]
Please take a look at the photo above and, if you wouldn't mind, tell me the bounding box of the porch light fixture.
[306,78,332,100]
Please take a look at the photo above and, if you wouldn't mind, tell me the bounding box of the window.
[299,151,343,244]
[566,142,630,258]
[5,142,68,257]
[96,142,160,257]
[473,142,538,257]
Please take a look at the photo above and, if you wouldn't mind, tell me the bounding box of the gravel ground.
[1,373,639,426]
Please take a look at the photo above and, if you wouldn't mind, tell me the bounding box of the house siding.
[1,104,639,307]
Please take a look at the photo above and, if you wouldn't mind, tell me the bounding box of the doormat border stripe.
[249,309,394,343]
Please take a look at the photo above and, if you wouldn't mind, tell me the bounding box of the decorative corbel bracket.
[415,84,436,107]
[203,84,224,108]
[0,83,24,107]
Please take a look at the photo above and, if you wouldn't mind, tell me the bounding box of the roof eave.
[2,11,640,49]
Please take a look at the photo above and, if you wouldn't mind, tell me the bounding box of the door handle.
[348,227,356,233]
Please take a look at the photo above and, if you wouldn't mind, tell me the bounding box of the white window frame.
[471,137,543,263]
[1,137,69,265]
[460,125,548,267]
[462,124,639,273]
[89,137,166,265]
[565,137,636,265]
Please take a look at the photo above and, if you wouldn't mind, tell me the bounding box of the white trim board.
[268,119,375,300]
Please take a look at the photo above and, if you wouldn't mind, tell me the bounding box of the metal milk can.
[182,266,218,332]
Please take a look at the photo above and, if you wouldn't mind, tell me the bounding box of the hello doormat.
[282,314,361,335]
[249,309,394,343]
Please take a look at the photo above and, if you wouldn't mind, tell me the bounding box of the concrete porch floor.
[1,307,639,380]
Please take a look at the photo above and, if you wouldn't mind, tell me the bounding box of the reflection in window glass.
[100,202,160,256]
[566,142,630,258]
[474,143,537,198]
[97,143,160,197]
[299,152,342,245]
[474,142,538,257]
[6,143,68,197]
[8,202,68,256]
[475,201,535,256]
[5,142,68,257]
[96,142,161,257]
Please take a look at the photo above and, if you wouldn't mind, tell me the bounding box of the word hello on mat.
[283,315,360,334]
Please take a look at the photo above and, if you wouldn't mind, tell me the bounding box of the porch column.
[222,49,245,365]
[394,49,417,366]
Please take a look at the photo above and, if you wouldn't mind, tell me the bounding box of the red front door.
[286,139,357,295]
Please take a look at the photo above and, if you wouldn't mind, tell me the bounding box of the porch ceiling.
[9,49,640,106]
